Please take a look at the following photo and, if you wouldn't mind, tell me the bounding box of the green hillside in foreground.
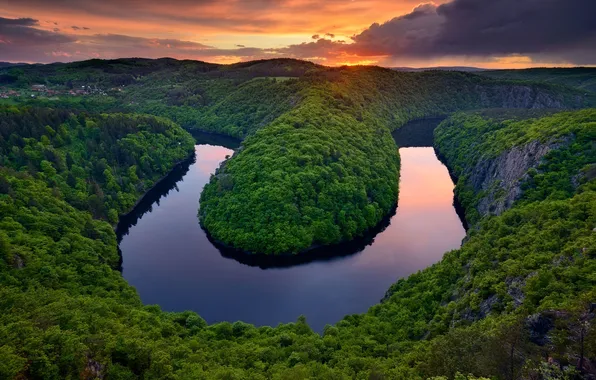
[0,59,595,378]
[1,105,594,379]
[4,59,592,254]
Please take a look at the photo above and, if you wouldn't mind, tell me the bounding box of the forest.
[0,59,595,379]
[199,66,591,254]
[479,68,596,93]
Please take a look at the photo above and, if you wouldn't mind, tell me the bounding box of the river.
[117,128,466,332]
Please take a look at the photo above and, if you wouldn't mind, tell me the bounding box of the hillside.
[199,65,590,254]
[480,67,596,93]
[0,58,318,138]
[0,105,594,378]
[0,60,595,378]
[2,60,593,139]
[4,59,592,255]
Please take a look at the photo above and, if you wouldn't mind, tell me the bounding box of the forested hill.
[0,58,322,138]
[2,59,593,139]
[435,109,596,225]
[480,67,596,93]
[1,104,594,378]
[4,58,591,254]
[199,65,592,254]
[1,59,596,378]
[0,106,195,222]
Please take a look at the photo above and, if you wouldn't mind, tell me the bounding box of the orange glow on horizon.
[1,1,593,68]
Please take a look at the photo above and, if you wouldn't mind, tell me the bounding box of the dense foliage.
[0,106,195,222]
[1,61,595,379]
[480,67,596,93]
[1,106,594,379]
[200,66,590,254]
[0,58,317,139]
[435,109,596,224]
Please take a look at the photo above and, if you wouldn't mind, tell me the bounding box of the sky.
[1,0,595,68]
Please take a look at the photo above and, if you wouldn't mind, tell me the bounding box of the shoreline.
[114,128,243,233]
[113,150,196,231]
[200,203,399,268]
[116,123,468,266]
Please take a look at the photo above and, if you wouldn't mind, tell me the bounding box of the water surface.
[118,140,466,332]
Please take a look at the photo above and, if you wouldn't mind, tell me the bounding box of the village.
[0,84,123,99]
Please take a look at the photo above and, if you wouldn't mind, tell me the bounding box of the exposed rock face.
[467,137,570,219]
[526,312,555,346]
[477,85,567,109]
[81,358,105,380]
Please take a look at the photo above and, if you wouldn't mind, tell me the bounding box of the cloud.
[274,38,349,61]
[0,21,277,63]
[0,16,76,47]
[0,17,38,26]
[348,0,596,64]
[350,3,443,57]
[1,0,595,66]
[3,0,287,32]
[1,0,404,36]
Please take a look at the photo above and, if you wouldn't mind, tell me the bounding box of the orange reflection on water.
[349,147,465,272]
[397,148,455,207]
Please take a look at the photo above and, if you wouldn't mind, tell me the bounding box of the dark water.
[118,134,466,332]
[391,118,446,147]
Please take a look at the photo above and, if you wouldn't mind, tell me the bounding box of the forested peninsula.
[199,66,589,254]
[0,59,595,378]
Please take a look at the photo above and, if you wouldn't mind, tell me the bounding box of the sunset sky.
[1,0,595,68]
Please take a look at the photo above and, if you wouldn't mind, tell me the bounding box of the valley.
[0,59,594,379]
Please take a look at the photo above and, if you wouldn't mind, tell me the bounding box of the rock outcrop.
[477,84,570,109]
[468,137,571,219]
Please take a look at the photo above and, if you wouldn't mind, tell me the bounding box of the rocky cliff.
[476,84,575,109]
[466,137,571,218]
[433,110,593,226]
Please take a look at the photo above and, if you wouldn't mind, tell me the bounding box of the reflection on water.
[211,205,397,269]
[392,117,445,147]
[118,142,466,332]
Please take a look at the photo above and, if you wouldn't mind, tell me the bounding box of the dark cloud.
[79,34,270,60]
[0,16,38,26]
[2,0,595,65]
[350,3,442,57]
[0,16,75,46]
[0,22,276,63]
[82,34,214,51]
[0,16,76,62]
[275,38,348,60]
[4,0,281,32]
[350,0,596,64]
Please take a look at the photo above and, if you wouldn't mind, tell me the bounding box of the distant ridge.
[0,62,28,68]
[391,66,486,72]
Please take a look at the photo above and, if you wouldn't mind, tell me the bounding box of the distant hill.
[479,67,596,93]
[391,66,486,72]
[0,62,28,68]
